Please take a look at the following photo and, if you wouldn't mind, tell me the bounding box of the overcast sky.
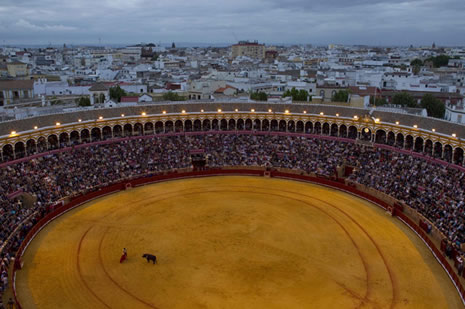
[0,0,464,46]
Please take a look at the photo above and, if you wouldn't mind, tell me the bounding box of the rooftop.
[0,80,34,91]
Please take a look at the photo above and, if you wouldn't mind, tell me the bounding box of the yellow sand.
[15,176,463,308]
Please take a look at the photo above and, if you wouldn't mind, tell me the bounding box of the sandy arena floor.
[15,176,463,308]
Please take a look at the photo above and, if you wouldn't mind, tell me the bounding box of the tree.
[76,96,91,107]
[152,53,159,61]
[369,97,388,106]
[412,65,421,75]
[250,91,268,101]
[410,58,423,66]
[282,88,309,101]
[332,90,349,102]
[420,94,445,118]
[392,92,417,107]
[109,85,127,102]
[162,91,186,101]
[425,55,450,68]
[410,58,423,75]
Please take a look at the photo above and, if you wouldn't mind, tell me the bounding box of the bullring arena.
[13,177,464,308]
[2,102,465,308]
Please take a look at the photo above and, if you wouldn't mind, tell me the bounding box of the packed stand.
[348,149,465,253]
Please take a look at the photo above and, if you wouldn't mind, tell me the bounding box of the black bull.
[142,253,157,264]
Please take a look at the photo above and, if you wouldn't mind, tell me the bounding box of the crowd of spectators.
[348,149,465,252]
[0,133,464,298]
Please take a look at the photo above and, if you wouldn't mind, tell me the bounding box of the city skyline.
[0,0,464,46]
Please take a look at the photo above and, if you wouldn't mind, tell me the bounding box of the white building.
[445,104,465,124]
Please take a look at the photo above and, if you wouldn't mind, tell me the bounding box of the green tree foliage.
[282,88,310,101]
[332,90,349,102]
[412,65,421,75]
[152,53,159,61]
[109,85,127,102]
[369,97,388,106]
[392,92,417,107]
[425,55,450,68]
[77,96,91,107]
[420,94,445,118]
[410,58,423,75]
[162,91,186,101]
[250,91,268,101]
[410,58,423,66]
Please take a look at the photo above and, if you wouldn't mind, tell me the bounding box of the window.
[458,114,462,123]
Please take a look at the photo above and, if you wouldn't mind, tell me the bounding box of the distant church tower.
[432,42,436,49]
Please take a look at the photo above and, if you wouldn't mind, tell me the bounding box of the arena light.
[56,122,61,126]
[375,118,380,123]
[218,109,222,113]
[235,108,238,112]
[251,109,255,112]
[201,109,204,112]
[34,126,38,130]
[10,131,16,136]
[141,112,147,116]
[268,109,272,113]
[121,114,125,117]
[432,128,436,132]
[413,125,418,128]
[452,133,457,138]
[395,121,399,125]
[285,110,290,114]
[98,116,103,120]
[336,113,339,117]
[78,119,82,122]
[320,112,324,116]
[182,110,186,114]
[162,111,166,114]
[303,110,307,114]
[364,128,370,133]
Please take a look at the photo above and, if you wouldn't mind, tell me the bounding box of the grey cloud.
[0,0,463,45]
[262,0,463,10]
[15,19,77,31]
